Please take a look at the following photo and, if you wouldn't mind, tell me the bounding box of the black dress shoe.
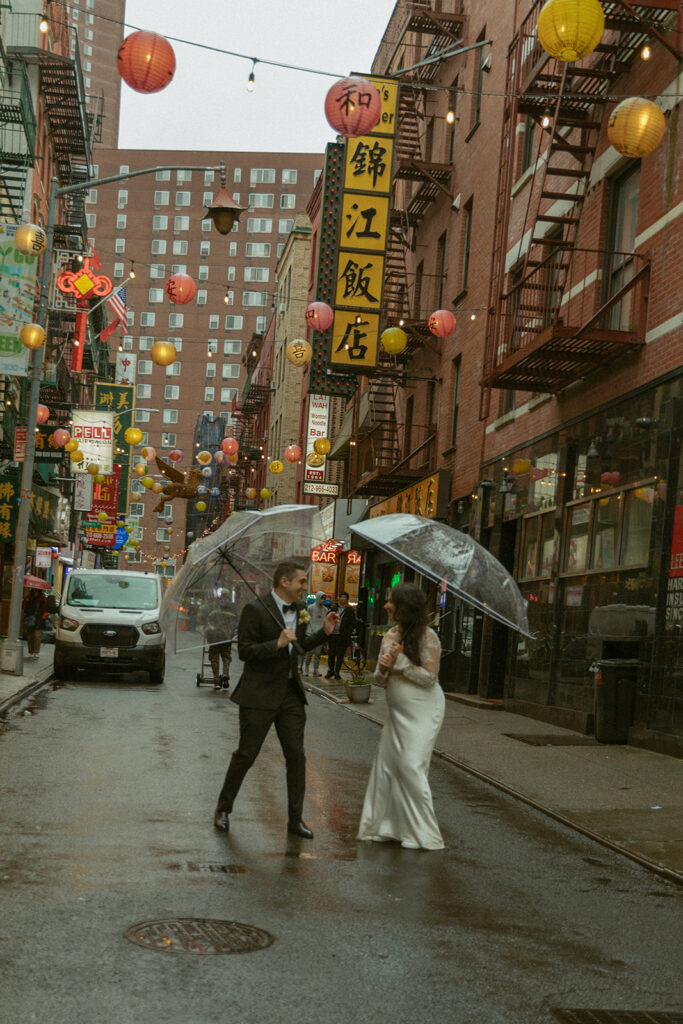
[324,672,334,679]
[287,820,314,839]
[214,810,230,831]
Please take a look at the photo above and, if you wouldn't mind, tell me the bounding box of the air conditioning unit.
[278,303,286,315]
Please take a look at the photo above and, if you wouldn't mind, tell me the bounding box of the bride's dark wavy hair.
[391,584,428,666]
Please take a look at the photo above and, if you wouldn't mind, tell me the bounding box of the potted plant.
[344,663,372,703]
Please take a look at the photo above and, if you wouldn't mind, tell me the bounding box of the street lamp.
[2,161,235,675]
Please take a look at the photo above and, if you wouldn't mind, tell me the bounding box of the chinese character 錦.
[349,140,388,189]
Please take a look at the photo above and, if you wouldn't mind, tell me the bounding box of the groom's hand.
[277,628,297,648]
[322,611,340,635]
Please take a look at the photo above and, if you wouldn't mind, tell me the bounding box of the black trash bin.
[594,658,639,743]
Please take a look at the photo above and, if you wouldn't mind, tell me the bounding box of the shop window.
[565,503,590,573]
[592,493,620,569]
[621,488,653,566]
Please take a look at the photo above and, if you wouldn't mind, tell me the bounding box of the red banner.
[83,465,121,547]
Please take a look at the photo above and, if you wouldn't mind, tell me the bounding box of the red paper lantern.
[305,301,334,332]
[165,273,197,305]
[52,428,70,447]
[36,404,50,424]
[284,444,302,464]
[221,437,239,456]
[324,77,382,138]
[117,31,175,94]
[428,309,457,338]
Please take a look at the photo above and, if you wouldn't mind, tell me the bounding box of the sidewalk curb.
[305,682,683,888]
[0,670,53,717]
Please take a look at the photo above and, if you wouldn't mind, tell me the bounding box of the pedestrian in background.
[205,597,237,691]
[302,592,328,677]
[325,592,356,680]
[22,590,48,660]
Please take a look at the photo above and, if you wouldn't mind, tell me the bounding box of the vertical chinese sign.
[94,382,135,517]
[0,223,38,377]
[329,78,398,374]
[83,465,122,547]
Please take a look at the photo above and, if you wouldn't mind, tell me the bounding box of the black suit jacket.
[231,594,326,710]
[337,605,356,642]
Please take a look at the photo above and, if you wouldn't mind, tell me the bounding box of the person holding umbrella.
[214,560,339,838]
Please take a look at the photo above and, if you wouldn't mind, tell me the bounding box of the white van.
[54,569,165,684]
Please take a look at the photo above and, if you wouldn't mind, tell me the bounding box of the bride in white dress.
[357,584,445,851]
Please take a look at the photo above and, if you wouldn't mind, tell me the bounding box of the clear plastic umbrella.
[161,504,327,654]
[351,514,530,636]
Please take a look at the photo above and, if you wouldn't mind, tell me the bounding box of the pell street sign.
[71,409,114,474]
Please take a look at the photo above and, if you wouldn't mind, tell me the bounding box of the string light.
[247,59,257,92]
[39,15,49,32]
[541,109,551,129]
[641,44,651,60]
[129,261,136,279]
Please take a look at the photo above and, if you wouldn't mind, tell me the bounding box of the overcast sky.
[118,0,399,154]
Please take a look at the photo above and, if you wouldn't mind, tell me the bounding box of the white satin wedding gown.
[357,626,445,850]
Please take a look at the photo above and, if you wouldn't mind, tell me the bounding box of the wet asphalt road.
[0,650,681,1024]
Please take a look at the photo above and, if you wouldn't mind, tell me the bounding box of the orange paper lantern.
[117,31,175,93]
[165,273,197,305]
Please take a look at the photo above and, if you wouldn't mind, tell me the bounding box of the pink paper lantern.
[428,309,457,338]
[221,437,239,456]
[168,449,183,464]
[324,77,382,138]
[165,272,197,305]
[284,444,302,464]
[305,301,334,332]
[36,404,50,424]
[52,428,70,447]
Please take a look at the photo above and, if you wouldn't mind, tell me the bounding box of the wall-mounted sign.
[368,469,450,520]
[303,482,340,497]
[71,409,114,474]
[13,425,65,462]
[0,222,37,378]
[305,394,330,484]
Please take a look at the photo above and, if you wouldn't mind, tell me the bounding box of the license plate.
[100,647,119,658]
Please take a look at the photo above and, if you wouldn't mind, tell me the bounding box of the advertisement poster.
[342,550,361,604]
[94,383,134,516]
[71,409,114,474]
[0,222,37,377]
[310,540,343,598]
[304,394,330,484]
[83,465,121,547]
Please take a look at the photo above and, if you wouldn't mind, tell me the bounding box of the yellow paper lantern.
[94,474,105,484]
[69,449,84,463]
[245,487,258,500]
[19,323,46,350]
[196,450,212,466]
[87,463,100,476]
[285,339,313,366]
[140,445,156,461]
[381,326,407,354]
[124,427,143,445]
[306,451,325,468]
[269,460,284,474]
[313,437,331,456]
[608,97,666,158]
[150,341,177,366]
[65,439,78,453]
[14,223,47,257]
[97,511,108,523]
[141,476,154,489]
[134,463,148,477]
[195,500,207,512]
[537,0,604,62]
[260,488,271,499]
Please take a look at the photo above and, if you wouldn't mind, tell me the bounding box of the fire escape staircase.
[0,43,36,221]
[481,0,678,405]
[349,379,427,497]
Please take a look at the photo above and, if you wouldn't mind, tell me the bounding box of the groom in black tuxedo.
[214,560,338,838]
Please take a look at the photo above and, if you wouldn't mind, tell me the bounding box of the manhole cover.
[550,1011,683,1023]
[124,918,274,955]
[504,733,598,746]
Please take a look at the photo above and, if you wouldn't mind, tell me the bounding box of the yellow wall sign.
[335,251,385,311]
[340,192,389,252]
[368,77,399,135]
[329,310,381,370]
[343,136,394,195]
[369,470,450,520]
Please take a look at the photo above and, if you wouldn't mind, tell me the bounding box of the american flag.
[106,285,128,329]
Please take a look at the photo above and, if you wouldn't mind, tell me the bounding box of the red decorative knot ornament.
[324,77,382,138]
[284,444,302,464]
[305,301,334,332]
[117,31,176,94]
[165,273,197,305]
[428,309,457,338]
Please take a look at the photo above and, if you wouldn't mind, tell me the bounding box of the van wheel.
[149,657,165,685]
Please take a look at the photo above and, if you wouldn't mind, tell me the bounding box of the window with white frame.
[166,362,181,376]
[245,242,271,257]
[250,168,275,184]
[135,409,150,423]
[206,363,216,378]
[116,214,126,229]
[201,218,212,233]
[279,218,294,234]
[234,168,242,182]
[282,169,298,184]
[163,409,178,424]
[280,194,296,209]
[229,242,238,257]
[168,312,184,328]
[148,288,164,303]
[156,528,172,543]
[138,360,153,375]
[139,336,154,351]
[164,385,180,400]
[198,265,209,280]
[209,314,219,330]
[249,193,274,208]
[227,266,236,281]
[173,240,188,255]
[247,218,272,233]
[244,266,270,282]
[222,363,240,379]
[122,337,133,351]
[151,239,167,255]
[255,316,267,333]
[115,238,126,253]
[204,387,215,402]
[174,215,190,232]
[156,169,170,181]
[243,291,268,306]
[176,169,192,183]
[85,213,96,228]
[175,191,191,206]
[207,340,218,354]
[313,168,323,187]
[127,310,135,326]
[137,384,152,400]
[277,243,285,258]
[171,264,187,274]
[197,290,207,305]
[140,312,156,327]
[131,480,144,494]
[117,190,128,207]
[129,503,145,518]
[200,240,210,257]
[152,214,168,231]
[225,315,243,331]
[223,339,242,355]
[161,432,176,447]
[86,188,97,204]
[225,289,234,305]
[114,262,124,279]
[204,170,214,185]
[221,388,238,403]
[203,191,213,206]
[150,263,165,278]
[168,337,182,351]
[154,190,170,206]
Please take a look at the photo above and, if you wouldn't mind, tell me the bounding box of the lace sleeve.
[392,628,441,688]
[373,628,399,688]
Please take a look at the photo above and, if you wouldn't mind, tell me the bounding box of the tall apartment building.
[88,149,323,565]
[64,0,123,149]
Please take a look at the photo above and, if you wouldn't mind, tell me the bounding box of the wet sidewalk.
[1,647,681,884]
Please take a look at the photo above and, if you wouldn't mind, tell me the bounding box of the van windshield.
[66,575,159,610]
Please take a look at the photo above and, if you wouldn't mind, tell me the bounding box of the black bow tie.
[282,603,298,614]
